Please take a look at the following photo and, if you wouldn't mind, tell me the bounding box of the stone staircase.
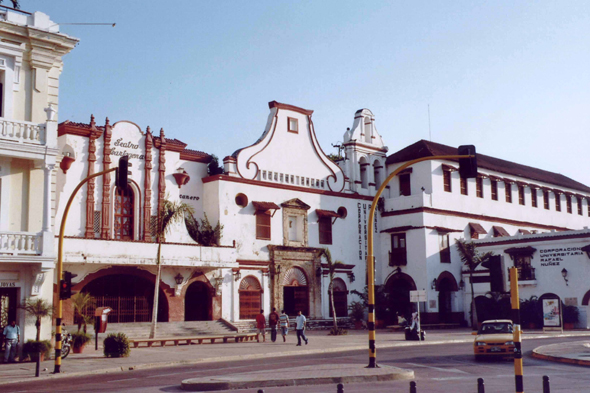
[227,318,355,332]
[75,320,237,341]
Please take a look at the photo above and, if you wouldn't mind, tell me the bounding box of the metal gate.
[82,296,151,323]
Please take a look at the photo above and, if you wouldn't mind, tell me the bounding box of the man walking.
[295,310,308,346]
[3,320,20,363]
[268,308,280,343]
[279,309,289,342]
[255,309,266,343]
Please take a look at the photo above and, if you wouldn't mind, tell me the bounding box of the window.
[555,193,561,212]
[476,177,483,198]
[399,174,411,196]
[505,182,512,203]
[578,197,583,215]
[439,233,450,263]
[389,233,407,266]
[460,178,468,195]
[469,223,487,239]
[443,170,452,192]
[114,186,134,240]
[518,185,525,206]
[491,180,498,201]
[566,195,572,214]
[256,211,271,240]
[544,191,550,210]
[531,189,538,208]
[515,255,535,280]
[318,216,332,245]
[288,117,298,133]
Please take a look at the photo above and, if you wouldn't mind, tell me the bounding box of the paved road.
[3,337,589,393]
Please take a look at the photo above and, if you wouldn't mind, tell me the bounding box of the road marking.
[107,377,140,383]
[405,362,468,374]
[432,376,472,381]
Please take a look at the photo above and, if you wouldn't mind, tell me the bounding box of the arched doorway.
[283,267,309,316]
[82,274,168,323]
[384,272,417,324]
[239,276,262,320]
[435,271,459,323]
[114,186,134,240]
[329,278,348,318]
[185,281,211,321]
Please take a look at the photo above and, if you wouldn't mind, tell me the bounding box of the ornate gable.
[281,198,311,210]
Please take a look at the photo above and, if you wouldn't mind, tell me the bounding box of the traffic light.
[458,145,477,179]
[60,271,77,300]
[116,155,129,190]
[482,255,504,293]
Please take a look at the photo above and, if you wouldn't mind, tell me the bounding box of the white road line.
[405,362,469,374]
[107,377,140,383]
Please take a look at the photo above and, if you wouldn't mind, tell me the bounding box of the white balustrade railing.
[0,118,45,145]
[0,231,41,255]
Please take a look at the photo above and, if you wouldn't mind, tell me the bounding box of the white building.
[0,7,77,341]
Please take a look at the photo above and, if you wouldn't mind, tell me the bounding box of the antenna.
[428,104,431,141]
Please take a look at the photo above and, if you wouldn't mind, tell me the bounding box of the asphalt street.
[3,336,589,393]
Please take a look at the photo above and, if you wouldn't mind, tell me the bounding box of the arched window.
[329,278,348,318]
[239,276,262,320]
[373,159,383,189]
[359,157,369,189]
[114,186,134,240]
[364,117,372,143]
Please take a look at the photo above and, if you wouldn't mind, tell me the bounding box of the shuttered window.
[256,211,271,240]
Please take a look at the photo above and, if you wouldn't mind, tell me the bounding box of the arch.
[283,267,309,316]
[239,276,262,320]
[185,281,212,321]
[435,271,459,292]
[383,272,417,324]
[373,159,383,189]
[364,116,372,143]
[582,290,590,306]
[359,156,369,189]
[282,267,308,286]
[330,278,348,318]
[81,272,169,323]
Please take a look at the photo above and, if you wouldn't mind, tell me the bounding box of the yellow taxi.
[473,319,514,360]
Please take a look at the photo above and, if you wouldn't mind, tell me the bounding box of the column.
[40,162,55,256]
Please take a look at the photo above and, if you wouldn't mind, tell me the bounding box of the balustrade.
[0,231,41,255]
[0,118,44,145]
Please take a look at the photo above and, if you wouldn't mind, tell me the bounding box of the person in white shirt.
[295,310,308,346]
[3,320,20,363]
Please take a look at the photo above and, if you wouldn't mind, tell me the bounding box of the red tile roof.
[386,140,590,193]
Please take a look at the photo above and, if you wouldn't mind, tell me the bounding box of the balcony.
[0,231,41,255]
[507,267,536,281]
[0,118,45,145]
[389,249,407,267]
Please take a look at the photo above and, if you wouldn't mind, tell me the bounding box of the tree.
[71,292,95,333]
[207,155,224,176]
[455,239,494,329]
[20,298,52,341]
[185,213,223,246]
[150,198,195,339]
[319,248,344,333]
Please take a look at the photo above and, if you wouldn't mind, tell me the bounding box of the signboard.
[410,290,427,302]
[542,298,561,327]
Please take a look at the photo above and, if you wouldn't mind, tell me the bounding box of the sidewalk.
[1,328,589,386]
[533,340,590,366]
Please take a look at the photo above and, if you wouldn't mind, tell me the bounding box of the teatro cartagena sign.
[110,122,148,161]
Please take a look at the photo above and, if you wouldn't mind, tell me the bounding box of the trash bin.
[94,307,112,333]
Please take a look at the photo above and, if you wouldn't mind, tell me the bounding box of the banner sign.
[542,298,561,327]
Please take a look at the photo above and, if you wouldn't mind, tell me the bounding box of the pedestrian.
[255,309,266,342]
[268,308,280,343]
[3,320,20,363]
[279,309,289,342]
[295,310,308,346]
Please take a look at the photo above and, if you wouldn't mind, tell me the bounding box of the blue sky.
[25,1,590,185]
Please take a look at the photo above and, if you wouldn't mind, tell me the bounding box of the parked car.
[473,319,514,360]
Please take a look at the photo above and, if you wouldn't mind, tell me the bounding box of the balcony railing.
[389,250,407,266]
[508,267,536,281]
[0,231,41,255]
[0,118,45,145]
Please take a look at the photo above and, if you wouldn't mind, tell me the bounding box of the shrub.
[23,340,52,360]
[71,331,92,348]
[328,327,348,336]
[348,301,365,322]
[103,332,130,358]
[563,304,579,324]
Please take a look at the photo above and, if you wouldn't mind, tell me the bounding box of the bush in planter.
[348,301,366,327]
[23,340,52,361]
[563,304,579,325]
[103,333,130,358]
[328,327,348,336]
[71,331,92,351]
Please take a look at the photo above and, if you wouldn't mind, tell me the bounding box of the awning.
[492,226,510,237]
[488,175,503,181]
[503,178,516,184]
[252,201,280,214]
[504,246,536,257]
[469,223,487,235]
[518,229,531,235]
[316,209,340,218]
[441,164,457,172]
[398,167,413,175]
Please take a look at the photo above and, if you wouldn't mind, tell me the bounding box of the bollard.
[543,375,550,393]
[257,390,264,393]
[477,378,485,393]
[337,383,344,393]
[409,381,417,393]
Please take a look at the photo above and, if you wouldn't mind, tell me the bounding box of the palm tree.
[150,198,195,339]
[455,239,493,329]
[20,298,52,341]
[320,248,344,333]
[71,292,95,333]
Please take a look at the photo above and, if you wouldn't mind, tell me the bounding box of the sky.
[23,0,590,186]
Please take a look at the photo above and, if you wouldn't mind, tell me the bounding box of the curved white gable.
[343,108,386,150]
[235,101,345,192]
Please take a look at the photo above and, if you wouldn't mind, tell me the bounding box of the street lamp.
[174,273,184,285]
[561,268,569,286]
